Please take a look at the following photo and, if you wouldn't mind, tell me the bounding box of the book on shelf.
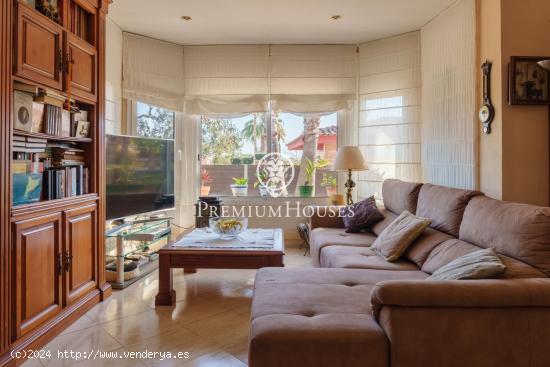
[43,166,89,200]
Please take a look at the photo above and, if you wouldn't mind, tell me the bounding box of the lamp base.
[344,169,355,206]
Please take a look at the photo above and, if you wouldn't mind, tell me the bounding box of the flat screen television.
[106,135,175,220]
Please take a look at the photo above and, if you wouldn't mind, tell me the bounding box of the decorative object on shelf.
[12,173,42,205]
[13,91,34,132]
[230,177,248,196]
[509,56,550,105]
[298,158,329,198]
[75,120,90,138]
[321,172,338,196]
[200,169,212,196]
[332,146,368,205]
[36,0,61,23]
[479,60,495,134]
[209,217,248,240]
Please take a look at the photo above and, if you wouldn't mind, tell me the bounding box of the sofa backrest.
[416,183,482,237]
[459,195,550,277]
[382,179,422,215]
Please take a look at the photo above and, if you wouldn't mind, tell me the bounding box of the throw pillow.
[341,196,384,233]
[427,248,507,280]
[371,211,431,262]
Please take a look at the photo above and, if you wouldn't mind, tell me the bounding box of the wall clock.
[479,60,495,134]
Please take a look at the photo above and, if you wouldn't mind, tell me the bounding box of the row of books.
[13,136,48,154]
[43,166,89,200]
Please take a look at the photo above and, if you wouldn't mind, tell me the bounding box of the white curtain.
[183,45,270,115]
[122,33,185,111]
[174,113,200,228]
[421,0,477,189]
[357,32,422,201]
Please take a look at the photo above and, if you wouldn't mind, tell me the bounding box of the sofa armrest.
[370,278,550,320]
[307,205,345,230]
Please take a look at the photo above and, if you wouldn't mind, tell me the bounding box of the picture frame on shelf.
[509,56,550,105]
[13,91,34,132]
[75,120,91,138]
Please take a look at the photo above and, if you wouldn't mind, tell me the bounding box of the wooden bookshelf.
[1,0,110,364]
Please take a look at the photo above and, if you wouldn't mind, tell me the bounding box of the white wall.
[357,32,422,201]
[105,17,123,135]
[421,0,478,189]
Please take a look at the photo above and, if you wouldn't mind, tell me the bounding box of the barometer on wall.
[479,60,495,134]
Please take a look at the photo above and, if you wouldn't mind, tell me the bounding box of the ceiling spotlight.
[181,15,192,21]
[330,15,342,20]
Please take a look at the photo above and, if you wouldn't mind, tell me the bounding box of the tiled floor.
[23,248,311,367]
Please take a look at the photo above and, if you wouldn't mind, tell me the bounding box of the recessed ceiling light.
[181,16,192,21]
[330,15,342,21]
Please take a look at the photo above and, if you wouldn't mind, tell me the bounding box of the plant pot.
[230,185,248,197]
[258,186,268,197]
[298,185,314,197]
[325,186,337,196]
[200,185,211,196]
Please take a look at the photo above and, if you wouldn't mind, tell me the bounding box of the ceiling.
[108,0,457,45]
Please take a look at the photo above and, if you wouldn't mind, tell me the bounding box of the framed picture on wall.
[509,56,550,105]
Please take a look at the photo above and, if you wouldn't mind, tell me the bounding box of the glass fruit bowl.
[209,217,248,239]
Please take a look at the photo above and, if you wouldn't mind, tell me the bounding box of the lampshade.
[332,146,368,171]
[538,60,550,71]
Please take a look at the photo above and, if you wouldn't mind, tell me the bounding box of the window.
[135,101,175,140]
[200,111,339,197]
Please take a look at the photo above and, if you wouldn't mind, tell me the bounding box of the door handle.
[65,251,73,273]
[57,253,63,275]
[58,49,64,74]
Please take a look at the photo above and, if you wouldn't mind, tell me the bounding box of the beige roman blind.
[122,33,185,111]
[183,45,270,115]
[269,45,357,113]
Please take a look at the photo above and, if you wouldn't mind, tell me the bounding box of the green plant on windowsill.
[321,172,338,196]
[230,177,249,196]
[298,158,330,197]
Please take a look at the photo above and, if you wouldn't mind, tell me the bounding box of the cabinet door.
[15,3,63,90]
[63,204,97,306]
[66,33,97,101]
[13,213,63,339]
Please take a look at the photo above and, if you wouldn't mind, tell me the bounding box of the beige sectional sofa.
[249,179,550,367]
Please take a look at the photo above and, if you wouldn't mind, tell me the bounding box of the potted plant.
[321,172,337,196]
[230,177,248,196]
[298,158,330,197]
[254,170,269,197]
[201,169,213,196]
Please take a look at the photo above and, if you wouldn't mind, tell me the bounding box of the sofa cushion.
[427,248,507,281]
[341,196,384,233]
[459,195,550,277]
[320,246,420,271]
[421,239,481,274]
[421,238,546,279]
[310,227,376,267]
[403,227,454,267]
[416,183,482,237]
[371,211,431,262]
[381,179,422,215]
[371,208,398,236]
[250,267,427,367]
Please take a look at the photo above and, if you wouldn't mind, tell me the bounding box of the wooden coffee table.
[155,228,284,305]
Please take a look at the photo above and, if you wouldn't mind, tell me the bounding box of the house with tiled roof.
[286,125,338,162]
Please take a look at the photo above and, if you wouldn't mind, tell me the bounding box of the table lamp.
[332,146,368,205]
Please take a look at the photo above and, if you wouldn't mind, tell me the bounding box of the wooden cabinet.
[15,2,64,90]
[63,204,97,305]
[13,213,63,339]
[66,33,97,101]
